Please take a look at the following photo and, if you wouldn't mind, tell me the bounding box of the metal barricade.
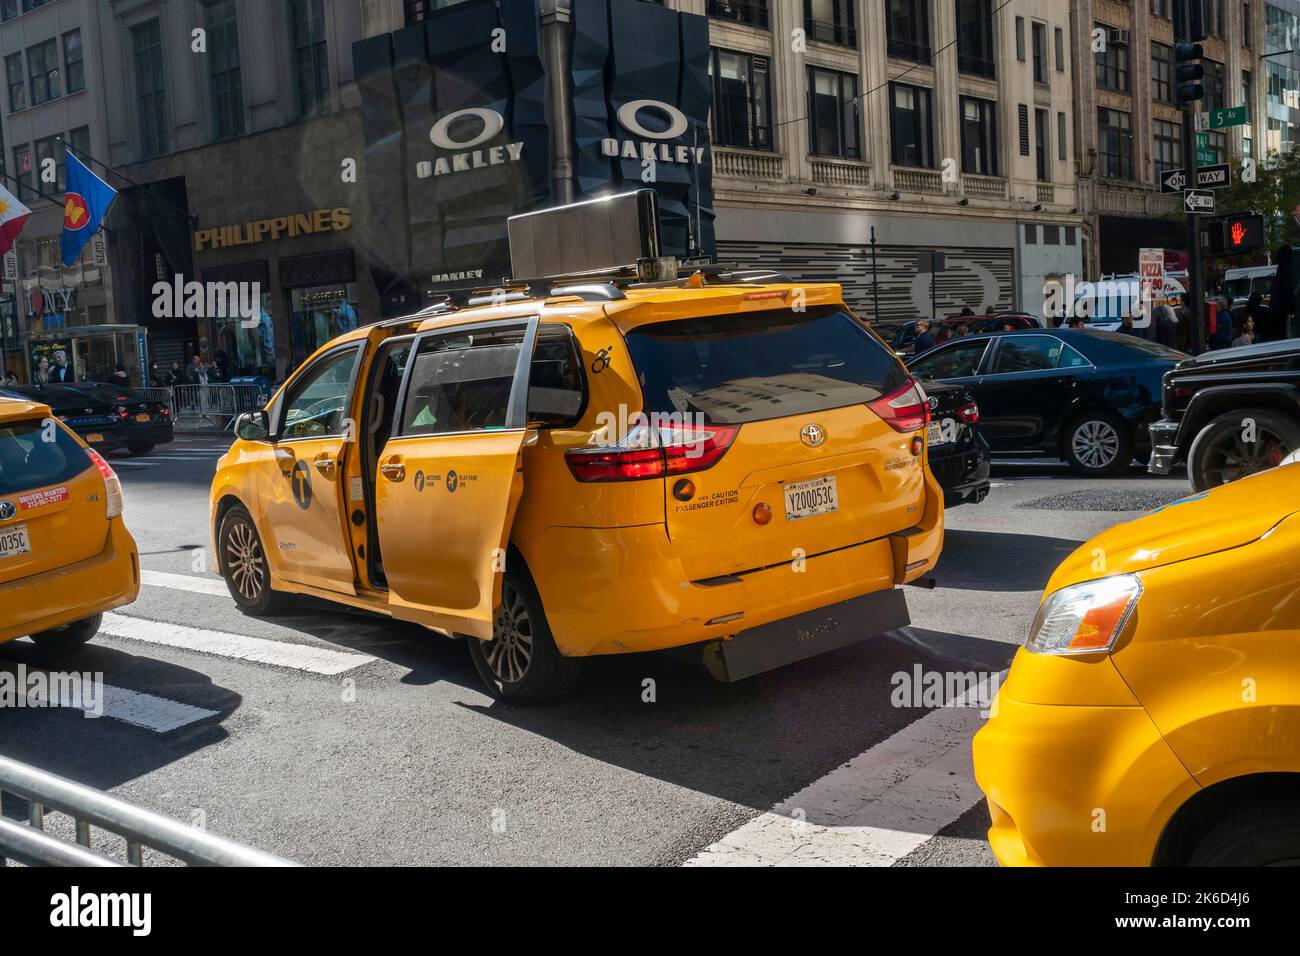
[137,386,174,405]
[0,754,297,867]
[170,383,268,431]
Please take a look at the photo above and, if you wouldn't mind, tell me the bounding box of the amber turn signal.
[752,502,772,525]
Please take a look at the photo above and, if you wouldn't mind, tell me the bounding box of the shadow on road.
[934,528,1083,593]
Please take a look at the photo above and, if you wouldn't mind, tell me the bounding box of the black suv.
[920,379,990,507]
[1148,339,1300,490]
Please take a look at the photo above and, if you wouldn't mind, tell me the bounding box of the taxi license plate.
[784,475,838,521]
[135,413,151,422]
[0,524,31,560]
[86,433,104,443]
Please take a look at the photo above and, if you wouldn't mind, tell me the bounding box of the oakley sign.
[600,99,705,165]
[418,107,524,178]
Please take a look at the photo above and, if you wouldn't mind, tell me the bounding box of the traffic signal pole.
[1175,0,1205,354]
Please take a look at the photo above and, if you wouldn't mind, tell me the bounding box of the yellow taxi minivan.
[0,398,140,649]
[210,274,943,702]
[974,461,1300,866]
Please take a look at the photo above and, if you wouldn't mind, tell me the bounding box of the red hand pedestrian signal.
[1230,221,1247,247]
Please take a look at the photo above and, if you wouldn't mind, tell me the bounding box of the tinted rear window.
[626,306,907,424]
[0,418,92,495]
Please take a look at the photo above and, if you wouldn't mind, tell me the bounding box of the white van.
[1222,264,1275,306]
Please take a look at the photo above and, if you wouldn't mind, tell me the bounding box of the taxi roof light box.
[508,189,663,281]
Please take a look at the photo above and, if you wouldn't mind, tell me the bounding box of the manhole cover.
[1018,489,1187,512]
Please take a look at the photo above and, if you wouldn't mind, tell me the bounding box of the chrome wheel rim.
[225,520,266,601]
[484,582,533,684]
[1203,430,1289,485]
[1072,419,1120,470]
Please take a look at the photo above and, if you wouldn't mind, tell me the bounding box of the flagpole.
[0,169,66,212]
[57,137,195,226]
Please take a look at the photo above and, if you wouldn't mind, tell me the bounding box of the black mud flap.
[701,588,911,683]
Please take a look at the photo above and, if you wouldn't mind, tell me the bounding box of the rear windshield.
[0,418,92,495]
[625,306,907,424]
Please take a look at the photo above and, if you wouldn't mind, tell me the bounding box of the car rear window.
[0,418,92,495]
[625,306,907,424]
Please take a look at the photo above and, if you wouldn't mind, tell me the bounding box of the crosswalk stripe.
[35,681,219,733]
[685,673,1001,867]
[100,613,375,676]
[140,569,230,597]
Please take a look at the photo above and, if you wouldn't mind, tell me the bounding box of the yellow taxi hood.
[0,398,52,421]
[1046,463,1300,592]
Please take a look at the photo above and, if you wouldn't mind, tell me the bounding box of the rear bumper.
[930,443,990,507]
[126,421,174,446]
[0,519,140,644]
[71,425,129,453]
[1146,418,1182,475]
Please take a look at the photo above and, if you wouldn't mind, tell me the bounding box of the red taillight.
[160,407,170,416]
[565,423,739,482]
[86,447,116,480]
[956,401,979,424]
[868,380,930,432]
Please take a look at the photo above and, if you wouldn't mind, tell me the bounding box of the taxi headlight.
[1025,574,1143,656]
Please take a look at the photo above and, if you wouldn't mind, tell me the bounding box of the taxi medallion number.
[0,523,32,560]
[784,475,838,521]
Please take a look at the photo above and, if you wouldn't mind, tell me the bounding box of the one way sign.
[1160,164,1232,193]
[1184,189,1215,213]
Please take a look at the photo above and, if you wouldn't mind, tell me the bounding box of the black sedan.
[921,379,989,506]
[906,329,1186,476]
[70,383,174,455]
[0,384,129,454]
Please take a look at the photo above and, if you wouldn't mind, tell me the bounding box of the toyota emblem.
[0,500,14,521]
[800,423,826,448]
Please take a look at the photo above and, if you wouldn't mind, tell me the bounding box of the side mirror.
[235,410,270,442]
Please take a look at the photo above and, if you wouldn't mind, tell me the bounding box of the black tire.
[1187,408,1300,492]
[1063,410,1133,477]
[217,504,291,616]
[127,443,154,456]
[466,566,581,705]
[30,613,102,650]
[1189,797,1300,866]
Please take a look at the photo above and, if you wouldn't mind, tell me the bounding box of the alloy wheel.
[485,581,533,684]
[1072,419,1121,471]
[1202,430,1288,485]
[225,520,267,601]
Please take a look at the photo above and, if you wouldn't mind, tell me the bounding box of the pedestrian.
[1232,314,1256,348]
[1,370,17,387]
[913,318,936,354]
[185,355,204,385]
[164,361,182,387]
[1246,292,1277,342]
[1067,316,1087,329]
[111,364,129,387]
[1154,304,1178,347]
[951,323,971,339]
[1211,296,1235,350]
[1118,314,1141,336]
[959,306,976,318]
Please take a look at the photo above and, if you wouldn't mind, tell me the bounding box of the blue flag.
[61,152,117,267]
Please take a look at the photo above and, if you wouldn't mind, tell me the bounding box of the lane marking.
[22,678,218,733]
[100,613,375,676]
[685,674,1001,867]
[140,569,229,597]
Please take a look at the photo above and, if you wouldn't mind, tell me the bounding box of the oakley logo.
[600,98,706,165]
[800,424,826,448]
[616,99,689,140]
[419,107,523,179]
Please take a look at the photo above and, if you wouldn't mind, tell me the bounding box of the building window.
[1094,26,1129,92]
[1243,69,1253,158]
[1018,103,1030,155]
[890,82,933,168]
[1057,111,1067,161]
[132,19,168,158]
[1035,108,1050,181]
[1205,128,1226,163]
[6,53,25,113]
[807,67,859,159]
[1032,23,1047,84]
[0,1,14,23]
[1153,119,1181,175]
[27,38,59,106]
[34,134,61,191]
[707,0,769,30]
[887,0,930,63]
[1097,107,1132,180]
[289,0,330,118]
[11,143,31,199]
[1204,59,1225,111]
[1245,1,1252,48]
[710,49,772,151]
[63,30,83,94]
[1015,17,1025,61]
[203,0,244,140]
[956,0,995,78]
[1150,0,1170,17]
[1043,226,1060,245]
[1152,43,1172,102]
[805,0,856,47]
[959,96,997,176]
[1055,27,1065,72]
[1024,224,1036,244]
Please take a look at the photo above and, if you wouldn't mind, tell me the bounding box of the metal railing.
[0,754,297,867]
[170,383,268,431]
[707,0,769,28]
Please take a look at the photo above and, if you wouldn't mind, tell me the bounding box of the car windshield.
[626,306,908,424]
[0,418,91,495]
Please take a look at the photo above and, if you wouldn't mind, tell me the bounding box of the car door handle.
[313,453,337,477]
[379,457,405,481]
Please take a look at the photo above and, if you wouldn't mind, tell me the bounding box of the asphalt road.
[0,435,1191,866]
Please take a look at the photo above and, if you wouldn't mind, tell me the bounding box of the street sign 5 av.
[1197,106,1248,130]
[1159,163,1232,193]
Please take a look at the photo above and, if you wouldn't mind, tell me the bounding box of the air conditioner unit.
[1107,28,1131,46]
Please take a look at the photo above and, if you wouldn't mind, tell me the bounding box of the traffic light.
[1174,43,1205,105]
[1202,214,1266,254]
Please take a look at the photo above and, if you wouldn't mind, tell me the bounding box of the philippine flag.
[0,182,31,257]
[61,151,117,267]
